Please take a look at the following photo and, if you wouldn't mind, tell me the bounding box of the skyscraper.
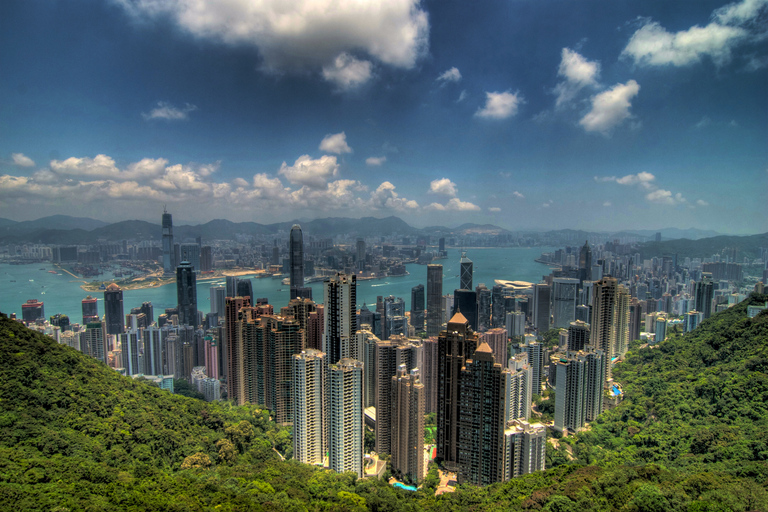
[236,278,254,305]
[491,284,506,329]
[552,278,579,329]
[452,289,478,332]
[615,285,630,358]
[391,365,425,483]
[422,336,439,414]
[506,354,533,422]
[579,240,592,282]
[532,284,551,334]
[225,296,251,402]
[328,358,363,477]
[176,261,198,327]
[82,295,99,324]
[426,264,443,336]
[457,342,507,486]
[162,207,174,274]
[460,252,473,290]
[567,320,590,352]
[210,286,226,318]
[590,276,618,383]
[180,243,201,272]
[356,238,366,272]
[476,283,491,332]
[293,349,326,466]
[323,273,357,366]
[437,312,478,470]
[289,224,311,299]
[104,283,125,335]
[694,272,714,319]
[410,284,425,333]
[82,321,106,364]
[554,349,605,433]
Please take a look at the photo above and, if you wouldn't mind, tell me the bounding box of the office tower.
[180,243,201,272]
[177,261,198,327]
[358,303,383,339]
[506,311,525,339]
[410,284,425,333]
[552,278,579,329]
[356,238,366,271]
[491,285,506,329]
[554,349,605,432]
[324,273,357,365]
[82,322,106,364]
[457,342,507,486]
[328,358,363,477]
[480,328,507,366]
[204,335,219,380]
[82,295,99,324]
[375,336,421,455]
[21,299,45,324]
[225,296,251,403]
[629,299,644,341]
[391,365,425,483]
[460,252,473,290]
[162,207,174,274]
[426,264,443,336]
[590,276,618,383]
[210,286,226,318]
[225,276,239,299]
[383,295,408,339]
[655,317,667,343]
[452,289,478,332]
[236,278,254,304]
[476,283,491,332]
[575,304,590,323]
[289,224,305,298]
[615,286,630,358]
[358,328,381,409]
[521,339,545,397]
[579,241,592,282]
[422,336,439,414]
[506,354,532,422]
[694,273,714,319]
[307,305,324,351]
[532,284,551,334]
[442,294,454,326]
[438,237,445,252]
[139,302,153,325]
[142,326,164,375]
[200,245,213,272]
[437,312,478,470]
[293,349,326,465]
[567,320,589,352]
[104,283,125,335]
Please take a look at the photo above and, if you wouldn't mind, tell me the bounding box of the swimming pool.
[393,482,417,492]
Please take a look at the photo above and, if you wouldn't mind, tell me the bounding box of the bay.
[0,247,554,322]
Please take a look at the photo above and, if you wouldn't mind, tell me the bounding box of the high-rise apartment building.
[225,296,251,402]
[579,240,592,282]
[421,336,439,414]
[552,278,579,329]
[506,354,532,422]
[293,349,326,466]
[554,349,605,433]
[491,284,506,329]
[694,272,714,319]
[162,208,174,274]
[521,339,545,397]
[590,276,618,383]
[120,329,141,376]
[104,283,125,335]
[180,243,201,273]
[82,295,99,324]
[324,273,357,365]
[480,328,507,366]
[357,328,381,409]
[82,321,106,364]
[177,261,198,327]
[426,264,443,336]
[504,420,546,479]
[567,320,589,352]
[210,286,226,318]
[615,285,630,358]
[391,365,425,483]
[328,358,363,477]
[410,284,425,333]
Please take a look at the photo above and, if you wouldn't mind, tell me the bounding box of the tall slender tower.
[225,296,251,402]
[323,273,357,366]
[162,207,174,275]
[410,284,425,333]
[533,284,552,334]
[391,365,425,483]
[426,264,443,336]
[552,278,579,329]
[590,276,617,383]
[176,261,198,326]
[293,349,326,465]
[694,272,714,319]
[82,295,99,324]
[104,283,124,335]
[460,252,473,291]
[579,240,592,282]
[289,224,305,298]
[328,358,363,477]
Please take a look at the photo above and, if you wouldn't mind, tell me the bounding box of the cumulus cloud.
[117,0,429,79]
[475,91,523,119]
[322,53,373,89]
[11,153,35,167]
[488,206,501,212]
[598,171,694,207]
[51,154,121,178]
[437,67,462,83]
[615,171,656,189]
[580,80,640,134]
[696,199,710,206]
[365,156,387,166]
[368,181,419,210]
[429,178,457,197]
[512,191,525,199]
[445,198,480,211]
[646,189,687,205]
[319,132,353,154]
[554,48,600,108]
[278,155,339,189]
[142,101,197,120]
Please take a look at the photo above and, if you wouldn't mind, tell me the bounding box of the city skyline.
[1,0,766,233]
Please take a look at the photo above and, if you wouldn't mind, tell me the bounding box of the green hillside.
[1,295,767,511]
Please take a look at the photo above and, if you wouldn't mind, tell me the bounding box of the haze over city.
[1,0,766,232]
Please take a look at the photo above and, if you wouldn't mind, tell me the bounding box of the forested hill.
[1,297,768,511]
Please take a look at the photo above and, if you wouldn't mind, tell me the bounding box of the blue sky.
[1,0,766,233]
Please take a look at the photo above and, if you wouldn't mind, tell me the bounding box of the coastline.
[76,268,273,292]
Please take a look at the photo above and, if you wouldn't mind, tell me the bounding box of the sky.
[0,0,766,234]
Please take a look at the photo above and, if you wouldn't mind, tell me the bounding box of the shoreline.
[77,269,273,292]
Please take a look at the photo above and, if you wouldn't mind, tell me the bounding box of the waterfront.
[0,247,554,321]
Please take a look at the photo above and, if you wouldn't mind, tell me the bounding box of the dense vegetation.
[1,296,767,511]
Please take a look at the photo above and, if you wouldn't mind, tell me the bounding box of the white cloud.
[715,0,768,25]
[554,48,600,108]
[695,116,713,129]
[365,156,387,166]
[116,0,429,74]
[512,191,525,199]
[615,171,656,189]
[322,53,373,89]
[50,154,121,178]
[142,101,197,120]
[319,132,353,154]
[11,153,35,167]
[579,80,640,134]
[603,201,612,207]
[429,178,457,197]
[368,181,418,211]
[475,91,523,119]
[437,67,462,83]
[488,206,501,212]
[646,189,687,205]
[696,199,710,206]
[152,163,211,193]
[278,154,339,189]
[444,197,480,211]
[457,90,468,102]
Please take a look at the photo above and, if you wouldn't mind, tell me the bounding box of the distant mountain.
[15,215,108,232]
[88,220,160,241]
[0,218,18,229]
[638,232,768,260]
[628,227,721,240]
[453,223,509,235]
